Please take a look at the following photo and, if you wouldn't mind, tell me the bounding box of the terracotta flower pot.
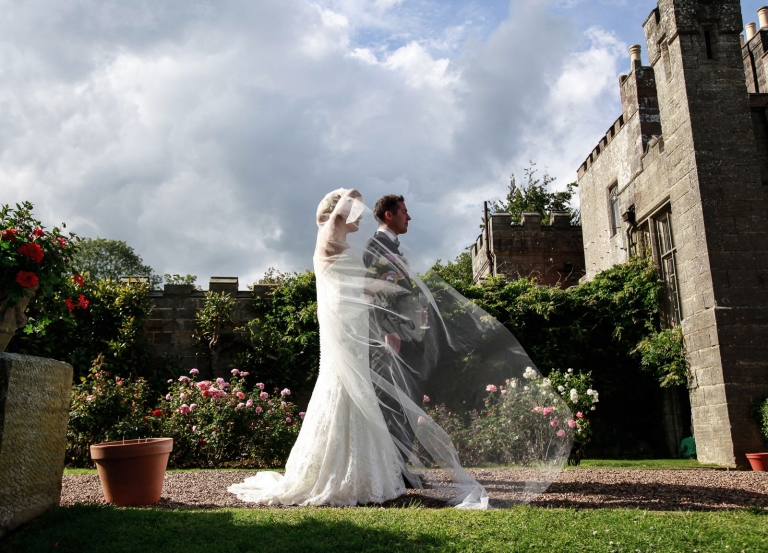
[90,438,173,506]
[746,453,768,471]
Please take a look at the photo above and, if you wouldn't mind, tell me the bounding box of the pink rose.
[268,409,274,414]
[189,368,199,375]
[178,376,190,383]
[281,401,287,409]
[501,390,508,395]
[486,384,498,393]
[550,419,560,427]
[299,412,306,419]
[256,382,265,390]
[236,391,246,400]
[280,388,291,396]
[180,393,186,400]
[255,406,263,414]
[197,381,211,391]
[231,369,240,376]
[246,399,253,407]
[576,412,584,418]
[557,429,566,437]
[260,392,268,400]
[567,419,577,428]
[192,425,197,432]
[417,416,427,425]
[165,394,171,400]
[542,407,554,416]
[240,372,249,377]
[532,406,543,413]
[286,417,292,423]
[423,395,430,403]
[189,404,197,411]
[179,404,190,415]
[167,379,173,383]
[236,403,244,409]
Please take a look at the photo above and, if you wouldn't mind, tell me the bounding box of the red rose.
[65,298,75,313]
[15,270,39,288]
[152,409,163,417]
[32,227,45,238]
[57,237,67,248]
[77,294,89,309]
[2,229,19,242]
[72,274,85,287]
[18,243,44,263]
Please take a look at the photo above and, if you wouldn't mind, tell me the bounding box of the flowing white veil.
[314,191,574,509]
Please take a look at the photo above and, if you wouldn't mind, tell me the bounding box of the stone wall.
[577,0,768,467]
[470,212,585,288]
[146,278,275,380]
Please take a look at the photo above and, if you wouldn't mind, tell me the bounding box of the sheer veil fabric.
[228,190,573,509]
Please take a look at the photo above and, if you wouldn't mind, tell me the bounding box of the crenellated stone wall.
[470,212,585,288]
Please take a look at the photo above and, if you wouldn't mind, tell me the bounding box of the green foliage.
[156,369,301,468]
[634,326,690,388]
[236,270,319,393]
[429,251,474,287]
[14,277,153,383]
[66,356,157,466]
[164,273,200,288]
[0,201,80,307]
[192,292,241,375]
[753,396,768,447]
[490,163,579,225]
[71,237,161,288]
[424,369,597,467]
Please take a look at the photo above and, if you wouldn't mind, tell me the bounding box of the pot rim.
[90,437,173,461]
[745,452,768,457]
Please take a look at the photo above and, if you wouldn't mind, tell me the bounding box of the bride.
[229,189,406,505]
[229,188,573,508]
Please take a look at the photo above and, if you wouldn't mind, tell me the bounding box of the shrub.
[67,355,157,466]
[236,270,319,393]
[14,278,154,384]
[153,368,302,468]
[753,396,768,447]
[423,369,597,467]
[634,326,689,388]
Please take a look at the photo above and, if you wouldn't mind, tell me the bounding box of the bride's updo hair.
[316,188,347,227]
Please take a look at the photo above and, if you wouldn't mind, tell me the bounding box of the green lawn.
[1,504,764,553]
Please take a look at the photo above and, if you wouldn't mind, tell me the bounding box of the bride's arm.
[316,189,362,273]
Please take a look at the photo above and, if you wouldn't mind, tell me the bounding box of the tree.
[490,162,580,225]
[71,238,161,287]
[429,251,474,288]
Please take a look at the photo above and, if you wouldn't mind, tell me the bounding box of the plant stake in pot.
[89,438,173,506]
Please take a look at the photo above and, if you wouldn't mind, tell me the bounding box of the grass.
[2,504,765,553]
[62,459,726,476]
[571,459,725,470]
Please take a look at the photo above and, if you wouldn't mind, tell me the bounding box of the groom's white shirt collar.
[378,226,398,242]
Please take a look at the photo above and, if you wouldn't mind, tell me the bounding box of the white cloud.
[0,0,628,285]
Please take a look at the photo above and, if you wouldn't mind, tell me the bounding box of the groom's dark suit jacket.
[363,230,421,458]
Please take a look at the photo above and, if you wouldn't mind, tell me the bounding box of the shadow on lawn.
[0,504,443,553]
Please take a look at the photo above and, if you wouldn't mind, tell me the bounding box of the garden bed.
[61,468,768,511]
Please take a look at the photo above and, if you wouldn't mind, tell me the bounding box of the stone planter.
[746,453,768,471]
[90,438,173,506]
[0,288,37,353]
[0,353,73,537]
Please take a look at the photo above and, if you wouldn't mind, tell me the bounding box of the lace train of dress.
[228,254,405,506]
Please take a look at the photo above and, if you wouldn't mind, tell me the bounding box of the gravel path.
[61,469,768,511]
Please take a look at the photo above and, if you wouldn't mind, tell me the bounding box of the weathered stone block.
[0,354,72,537]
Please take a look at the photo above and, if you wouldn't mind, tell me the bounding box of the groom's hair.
[374,195,405,222]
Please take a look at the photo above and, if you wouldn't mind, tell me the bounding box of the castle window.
[704,30,714,60]
[652,209,682,326]
[609,184,621,236]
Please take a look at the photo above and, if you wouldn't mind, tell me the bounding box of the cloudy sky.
[2,0,765,286]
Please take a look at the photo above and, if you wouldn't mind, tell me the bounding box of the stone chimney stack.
[758,7,768,29]
[746,22,757,41]
[629,45,642,72]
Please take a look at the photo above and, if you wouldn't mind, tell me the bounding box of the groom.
[363,195,423,488]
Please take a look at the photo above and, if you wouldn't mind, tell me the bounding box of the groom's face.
[386,201,411,235]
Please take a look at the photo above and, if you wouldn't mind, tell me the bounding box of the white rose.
[541,378,551,389]
[586,389,594,396]
[570,389,579,403]
[557,385,565,393]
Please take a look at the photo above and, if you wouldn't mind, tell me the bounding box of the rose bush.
[1,201,80,308]
[67,355,157,466]
[156,368,302,468]
[424,368,598,467]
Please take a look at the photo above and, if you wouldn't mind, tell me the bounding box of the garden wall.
[146,278,275,380]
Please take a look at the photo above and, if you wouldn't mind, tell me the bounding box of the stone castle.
[577,0,768,467]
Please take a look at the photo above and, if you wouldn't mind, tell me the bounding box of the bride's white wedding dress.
[228,252,405,506]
